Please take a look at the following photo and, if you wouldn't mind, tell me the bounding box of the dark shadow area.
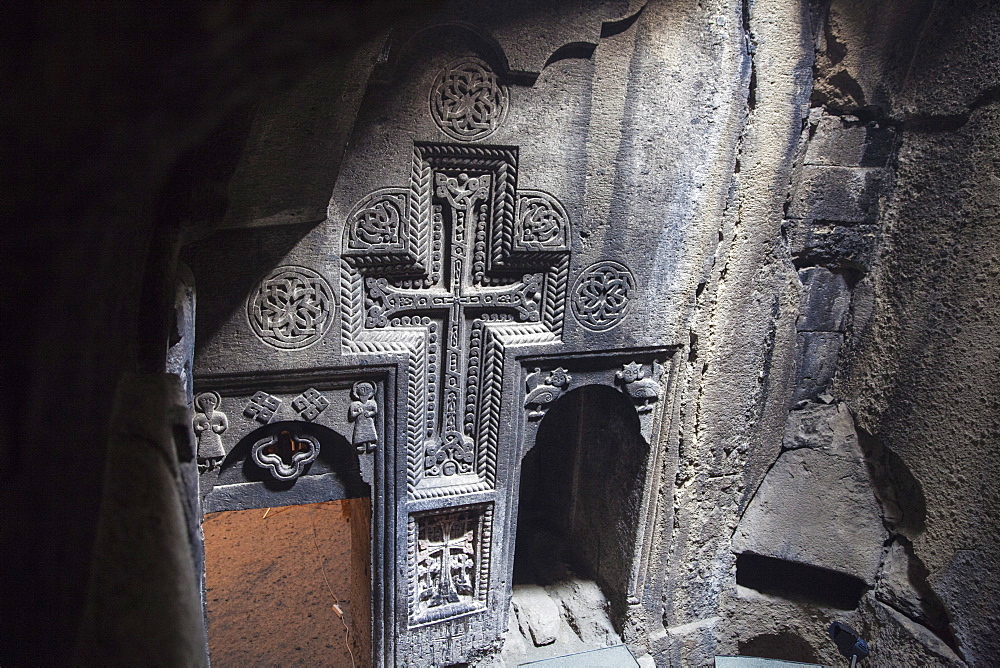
[544,41,598,67]
[857,428,926,536]
[600,4,646,38]
[736,552,868,610]
[739,631,820,663]
[514,384,648,624]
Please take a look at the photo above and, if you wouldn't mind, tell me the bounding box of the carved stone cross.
[416,513,476,611]
[342,143,570,498]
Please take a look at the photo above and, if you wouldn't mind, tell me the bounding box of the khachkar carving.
[243,391,281,424]
[430,57,509,142]
[348,381,378,454]
[342,143,570,502]
[193,391,228,471]
[291,387,329,421]
[571,260,636,331]
[410,505,492,624]
[524,367,572,420]
[247,265,334,349]
[616,361,661,413]
[251,428,320,481]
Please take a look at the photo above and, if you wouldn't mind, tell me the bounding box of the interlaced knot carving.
[248,266,334,349]
[430,58,508,141]
[571,260,636,331]
[516,191,569,249]
[356,198,400,244]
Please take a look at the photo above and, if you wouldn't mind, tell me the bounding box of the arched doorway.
[203,421,372,666]
[510,384,650,659]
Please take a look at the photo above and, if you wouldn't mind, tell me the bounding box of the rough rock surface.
[513,585,561,647]
[733,403,886,584]
[505,577,622,665]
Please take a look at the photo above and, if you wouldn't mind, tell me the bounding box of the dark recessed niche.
[736,552,868,610]
[739,632,820,664]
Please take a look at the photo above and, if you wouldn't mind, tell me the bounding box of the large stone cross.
[341,143,570,499]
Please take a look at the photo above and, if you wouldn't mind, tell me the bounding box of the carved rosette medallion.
[251,428,320,481]
[571,260,637,332]
[247,265,334,349]
[430,58,508,141]
[346,189,408,251]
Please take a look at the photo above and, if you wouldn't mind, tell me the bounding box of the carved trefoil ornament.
[291,387,330,421]
[523,367,572,420]
[243,391,282,424]
[346,188,408,252]
[341,143,571,499]
[616,361,661,413]
[349,381,379,454]
[247,265,335,349]
[251,428,320,481]
[571,260,637,332]
[515,191,569,250]
[193,391,228,471]
[410,504,492,625]
[430,57,508,142]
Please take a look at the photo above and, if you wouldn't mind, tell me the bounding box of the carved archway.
[515,385,650,627]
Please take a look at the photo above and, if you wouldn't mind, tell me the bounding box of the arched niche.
[514,384,650,627]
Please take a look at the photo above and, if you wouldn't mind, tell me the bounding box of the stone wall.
[673,0,999,665]
[2,0,996,665]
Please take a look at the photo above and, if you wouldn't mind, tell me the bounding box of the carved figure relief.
[524,367,572,420]
[243,391,282,424]
[349,381,379,453]
[291,387,330,421]
[571,260,637,331]
[430,58,508,141]
[192,391,228,471]
[251,428,320,481]
[247,265,334,349]
[341,143,571,503]
[616,361,661,413]
[411,506,490,623]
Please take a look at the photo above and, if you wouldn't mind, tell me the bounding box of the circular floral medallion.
[570,260,637,332]
[430,57,508,141]
[247,265,334,349]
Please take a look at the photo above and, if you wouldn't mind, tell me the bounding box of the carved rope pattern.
[543,255,571,337]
